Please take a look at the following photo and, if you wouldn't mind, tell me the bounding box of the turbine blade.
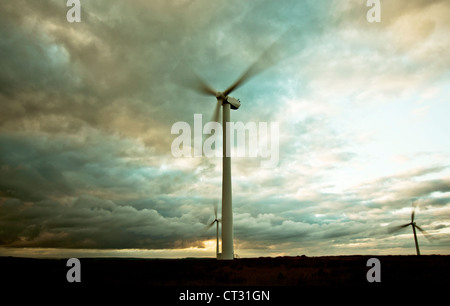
[388,223,411,233]
[222,65,255,97]
[411,202,417,222]
[223,28,293,96]
[212,100,221,123]
[214,201,218,219]
[204,221,215,231]
[171,63,217,96]
[415,225,432,241]
[190,73,217,96]
[198,80,217,96]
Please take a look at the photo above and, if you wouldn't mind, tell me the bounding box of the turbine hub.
[216,92,226,100]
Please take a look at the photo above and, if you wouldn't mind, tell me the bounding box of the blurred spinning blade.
[388,222,411,234]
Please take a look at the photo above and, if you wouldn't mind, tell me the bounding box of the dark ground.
[1,255,448,302]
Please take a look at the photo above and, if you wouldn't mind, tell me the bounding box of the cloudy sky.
[0,0,449,258]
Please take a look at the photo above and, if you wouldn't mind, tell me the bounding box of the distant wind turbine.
[389,202,432,256]
[205,202,221,257]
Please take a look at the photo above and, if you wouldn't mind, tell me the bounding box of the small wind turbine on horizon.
[205,201,221,257]
[389,202,432,256]
[178,32,292,260]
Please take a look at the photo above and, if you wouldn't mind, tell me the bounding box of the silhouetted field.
[1,255,448,288]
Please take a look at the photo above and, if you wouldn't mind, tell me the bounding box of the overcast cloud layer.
[0,0,449,258]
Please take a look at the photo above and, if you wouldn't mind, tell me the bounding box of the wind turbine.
[177,37,288,260]
[205,202,221,256]
[389,202,431,256]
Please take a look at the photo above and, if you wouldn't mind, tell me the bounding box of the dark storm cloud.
[0,130,220,249]
[0,195,208,249]
[0,0,186,144]
[0,0,326,148]
[0,132,199,202]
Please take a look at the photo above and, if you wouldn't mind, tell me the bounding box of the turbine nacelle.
[215,92,241,110]
[226,96,241,110]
